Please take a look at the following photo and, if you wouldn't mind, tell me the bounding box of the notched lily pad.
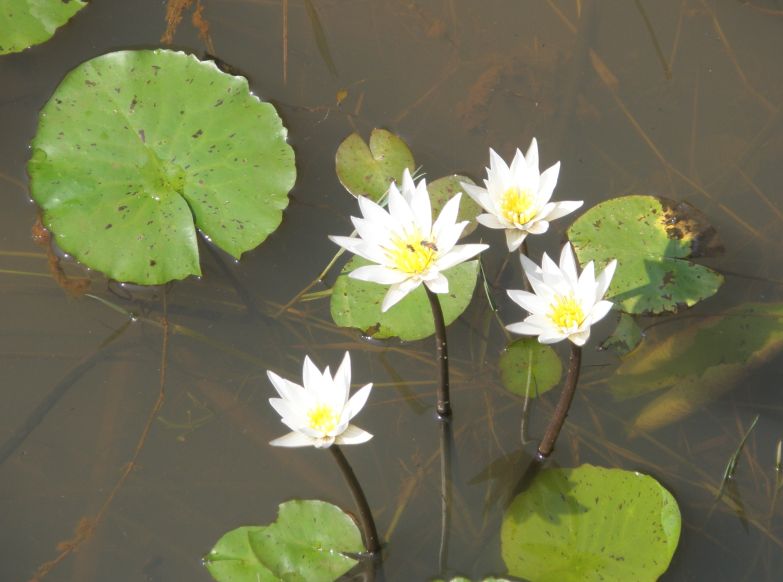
[204,499,363,582]
[0,0,87,55]
[499,338,562,398]
[502,464,681,582]
[330,257,480,341]
[28,49,296,285]
[568,195,723,314]
[335,129,415,201]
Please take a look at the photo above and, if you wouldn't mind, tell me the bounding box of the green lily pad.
[433,578,512,582]
[502,464,681,582]
[28,49,295,285]
[0,0,87,55]
[429,175,482,238]
[611,302,783,433]
[335,129,415,201]
[330,257,480,341]
[600,313,643,355]
[499,338,562,398]
[567,195,723,314]
[204,499,363,582]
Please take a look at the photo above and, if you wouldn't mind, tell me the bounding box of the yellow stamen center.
[549,294,585,330]
[500,187,536,225]
[387,232,437,275]
[307,404,339,434]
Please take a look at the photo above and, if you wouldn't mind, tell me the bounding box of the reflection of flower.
[506,243,616,346]
[461,139,583,252]
[268,352,373,448]
[330,169,488,312]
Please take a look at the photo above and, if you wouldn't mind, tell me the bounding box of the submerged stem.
[330,444,381,554]
[537,344,582,460]
[425,286,451,417]
[438,417,453,574]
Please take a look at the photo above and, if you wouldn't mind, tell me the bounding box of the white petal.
[434,220,468,254]
[589,300,614,325]
[461,182,494,212]
[329,235,386,264]
[388,183,416,227]
[507,289,548,314]
[526,220,549,235]
[358,195,392,226]
[302,356,321,392]
[423,272,448,294]
[336,425,373,445]
[435,243,487,270]
[506,320,547,336]
[408,178,432,233]
[542,200,583,221]
[432,193,462,239]
[525,138,539,171]
[488,148,509,175]
[382,281,418,312]
[266,371,308,408]
[537,161,560,204]
[269,431,315,447]
[569,329,591,346]
[349,264,409,285]
[596,260,617,299]
[539,332,568,344]
[334,352,352,405]
[578,261,596,291]
[268,397,302,426]
[343,383,373,421]
[505,229,527,251]
[559,244,579,285]
[476,213,507,230]
[352,216,390,247]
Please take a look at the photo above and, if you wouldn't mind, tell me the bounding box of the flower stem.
[438,417,453,574]
[425,286,451,417]
[536,345,582,460]
[330,444,381,554]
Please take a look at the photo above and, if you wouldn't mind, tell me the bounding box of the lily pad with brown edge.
[335,129,415,201]
[330,257,480,341]
[499,337,562,399]
[501,464,681,582]
[429,175,482,238]
[567,195,723,314]
[0,0,87,55]
[28,49,295,285]
[204,499,363,582]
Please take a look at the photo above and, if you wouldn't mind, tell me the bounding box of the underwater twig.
[716,413,760,501]
[438,417,453,574]
[330,444,381,554]
[634,0,672,80]
[536,345,582,460]
[425,287,451,418]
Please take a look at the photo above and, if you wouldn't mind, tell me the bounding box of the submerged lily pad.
[28,49,295,285]
[611,302,783,433]
[499,338,562,398]
[0,0,87,55]
[502,464,680,582]
[568,195,723,314]
[204,499,363,582]
[601,312,643,355]
[335,129,415,201]
[330,257,480,341]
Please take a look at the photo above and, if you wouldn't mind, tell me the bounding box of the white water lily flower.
[330,169,488,312]
[461,139,583,252]
[506,243,617,346]
[268,352,373,448]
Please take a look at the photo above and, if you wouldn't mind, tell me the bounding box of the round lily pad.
[28,49,296,285]
[330,257,480,341]
[0,0,87,55]
[502,464,681,582]
[499,338,562,398]
[204,499,364,582]
[567,195,723,314]
[335,129,415,201]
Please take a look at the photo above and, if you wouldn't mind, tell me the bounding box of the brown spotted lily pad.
[28,49,295,285]
[567,195,723,314]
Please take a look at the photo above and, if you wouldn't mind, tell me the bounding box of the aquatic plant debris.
[204,499,363,582]
[502,464,681,582]
[0,0,87,55]
[568,195,723,314]
[28,49,295,285]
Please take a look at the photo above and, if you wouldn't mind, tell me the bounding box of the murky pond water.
[2,1,783,580]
